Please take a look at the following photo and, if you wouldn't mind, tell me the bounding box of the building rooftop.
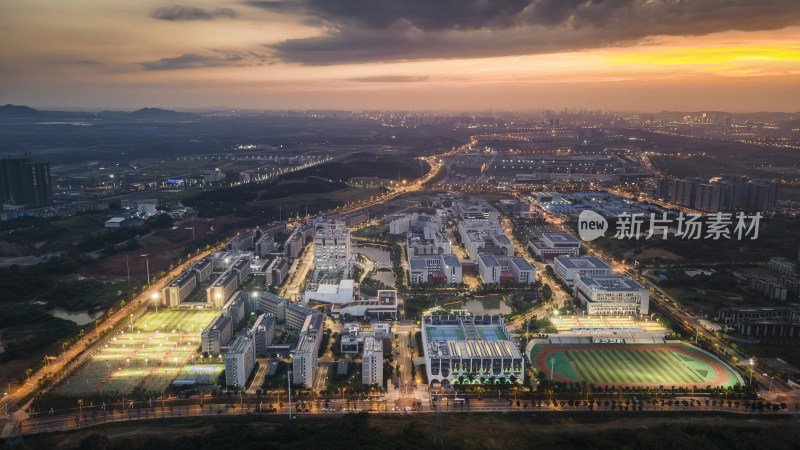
[509,256,534,271]
[258,291,287,305]
[554,256,611,270]
[229,334,253,354]
[203,314,232,333]
[542,233,580,243]
[441,253,461,266]
[479,254,501,267]
[168,269,196,288]
[576,274,645,291]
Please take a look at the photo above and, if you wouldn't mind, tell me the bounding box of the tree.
[542,284,553,302]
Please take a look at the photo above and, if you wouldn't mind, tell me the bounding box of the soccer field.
[55,309,219,397]
[530,343,741,388]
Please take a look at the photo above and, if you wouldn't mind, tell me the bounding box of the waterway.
[48,308,105,326]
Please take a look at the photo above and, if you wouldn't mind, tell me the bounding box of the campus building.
[573,273,649,316]
[265,256,289,285]
[201,314,233,355]
[477,255,535,285]
[251,313,276,357]
[313,224,351,275]
[331,290,398,319]
[160,269,198,307]
[225,334,256,388]
[340,322,392,354]
[409,254,462,285]
[553,256,613,286]
[222,293,247,326]
[303,279,358,305]
[528,233,581,260]
[421,315,524,386]
[292,312,324,388]
[361,338,384,386]
[286,302,322,331]
[255,233,275,257]
[206,255,251,308]
[250,291,287,320]
[227,232,255,252]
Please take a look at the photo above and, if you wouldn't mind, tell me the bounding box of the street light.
[749,358,754,385]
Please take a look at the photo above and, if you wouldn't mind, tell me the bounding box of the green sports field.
[530,343,741,388]
[55,309,219,397]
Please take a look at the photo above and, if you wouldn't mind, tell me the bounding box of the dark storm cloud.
[140,51,268,70]
[255,0,800,65]
[350,75,430,82]
[151,5,239,21]
[247,0,528,31]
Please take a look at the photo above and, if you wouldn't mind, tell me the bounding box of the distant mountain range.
[0,104,197,121]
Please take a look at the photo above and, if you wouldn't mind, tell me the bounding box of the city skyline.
[2,0,800,111]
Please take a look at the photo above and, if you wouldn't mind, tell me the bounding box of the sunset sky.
[2,0,799,111]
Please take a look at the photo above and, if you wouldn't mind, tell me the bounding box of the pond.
[462,298,512,315]
[355,244,391,265]
[48,308,105,326]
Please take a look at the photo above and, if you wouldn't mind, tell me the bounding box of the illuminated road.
[1,243,225,437]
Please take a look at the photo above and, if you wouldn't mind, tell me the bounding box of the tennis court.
[426,326,465,341]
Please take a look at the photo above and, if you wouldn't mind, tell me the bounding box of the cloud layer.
[254,0,800,65]
[141,51,268,70]
[152,5,238,21]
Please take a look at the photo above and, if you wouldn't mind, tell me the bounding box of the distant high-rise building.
[742,179,778,212]
[0,154,53,206]
[658,174,777,213]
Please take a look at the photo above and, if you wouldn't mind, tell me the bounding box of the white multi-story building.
[303,279,357,305]
[206,255,251,307]
[409,254,462,285]
[286,302,320,331]
[313,225,351,274]
[478,254,502,284]
[255,233,275,257]
[478,255,535,285]
[192,258,214,283]
[251,313,276,357]
[553,256,613,286]
[251,292,286,320]
[265,257,289,285]
[225,334,256,388]
[332,290,398,319]
[292,313,324,388]
[389,213,443,235]
[528,233,581,260]
[506,256,535,284]
[201,314,232,355]
[361,337,383,386]
[222,293,247,326]
[227,232,255,252]
[161,269,197,307]
[456,199,499,222]
[573,273,650,316]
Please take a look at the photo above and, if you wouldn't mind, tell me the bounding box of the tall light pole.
[749,358,754,385]
[141,254,151,287]
[288,370,292,420]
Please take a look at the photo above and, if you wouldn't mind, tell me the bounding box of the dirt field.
[82,216,244,279]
